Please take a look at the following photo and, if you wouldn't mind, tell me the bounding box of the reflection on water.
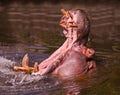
[0,1,120,95]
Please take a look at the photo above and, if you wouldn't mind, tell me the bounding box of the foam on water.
[0,56,61,95]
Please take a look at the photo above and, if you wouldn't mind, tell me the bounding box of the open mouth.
[60,9,78,29]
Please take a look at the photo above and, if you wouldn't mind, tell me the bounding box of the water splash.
[0,56,61,95]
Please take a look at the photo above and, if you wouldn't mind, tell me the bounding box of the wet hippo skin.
[53,46,89,78]
[52,45,96,79]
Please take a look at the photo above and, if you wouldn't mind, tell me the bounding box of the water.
[0,2,120,95]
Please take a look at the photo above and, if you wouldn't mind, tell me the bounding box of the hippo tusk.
[33,62,39,72]
[13,54,39,73]
[13,66,34,72]
[61,9,67,16]
[22,53,29,68]
[61,9,73,19]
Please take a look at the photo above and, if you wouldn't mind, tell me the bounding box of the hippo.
[13,9,97,79]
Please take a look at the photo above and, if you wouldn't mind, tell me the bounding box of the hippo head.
[60,9,90,40]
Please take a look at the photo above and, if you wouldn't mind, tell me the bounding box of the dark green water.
[0,2,120,95]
